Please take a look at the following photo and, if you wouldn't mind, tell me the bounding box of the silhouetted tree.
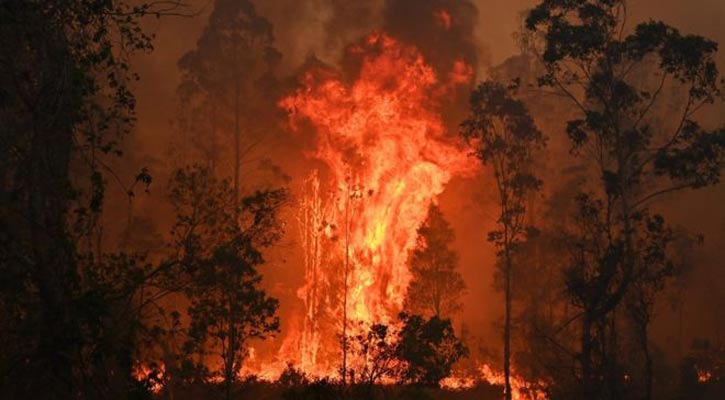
[347,322,399,392]
[166,166,285,399]
[175,0,281,201]
[461,80,545,400]
[395,313,468,387]
[404,203,465,319]
[0,1,177,397]
[527,1,725,398]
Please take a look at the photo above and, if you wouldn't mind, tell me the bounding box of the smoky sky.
[382,0,479,73]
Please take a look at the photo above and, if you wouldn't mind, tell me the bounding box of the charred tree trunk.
[224,301,236,400]
[13,21,83,396]
[341,183,350,386]
[643,336,653,400]
[504,246,513,400]
[630,289,654,400]
[581,311,594,399]
[28,119,77,397]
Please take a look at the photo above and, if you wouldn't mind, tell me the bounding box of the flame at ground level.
[441,364,547,400]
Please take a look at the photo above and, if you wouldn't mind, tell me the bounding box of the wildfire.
[697,368,713,383]
[441,364,547,400]
[244,32,475,378]
[234,30,547,399]
[133,363,165,393]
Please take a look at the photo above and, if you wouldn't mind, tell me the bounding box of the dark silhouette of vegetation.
[348,323,399,388]
[164,166,285,399]
[281,377,338,400]
[0,1,180,398]
[461,79,545,400]
[524,0,725,398]
[174,0,281,198]
[292,314,470,397]
[405,203,466,319]
[396,313,469,387]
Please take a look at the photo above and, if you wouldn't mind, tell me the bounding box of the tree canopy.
[405,203,465,319]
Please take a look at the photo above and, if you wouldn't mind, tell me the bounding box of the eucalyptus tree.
[526,1,725,398]
[166,166,285,399]
[461,80,545,400]
[405,203,465,320]
[0,1,178,397]
[176,0,281,203]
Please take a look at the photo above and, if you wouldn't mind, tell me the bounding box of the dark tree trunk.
[581,312,594,399]
[27,106,78,397]
[17,22,83,394]
[504,248,512,400]
[643,339,653,400]
[233,43,241,209]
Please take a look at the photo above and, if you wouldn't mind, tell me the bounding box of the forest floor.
[165,381,504,400]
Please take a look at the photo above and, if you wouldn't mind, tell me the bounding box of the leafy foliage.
[526,0,723,194]
[405,204,465,319]
[461,79,544,399]
[173,0,282,178]
[461,80,544,251]
[0,1,178,397]
[395,313,468,387]
[164,166,285,388]
[525,1,725,398]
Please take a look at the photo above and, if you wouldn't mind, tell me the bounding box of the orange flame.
[697,369,713,383]
[441,364,547,400]
[221,33,544,399]
[434,9,453,30]
[249,32,474,378]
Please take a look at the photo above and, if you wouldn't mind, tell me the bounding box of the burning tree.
[404,203,466,319]
[294,171,330,372]
[276,32,474,378]
[461,80,545,400]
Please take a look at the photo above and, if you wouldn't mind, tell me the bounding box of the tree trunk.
[636,304,653,400]
[504,248,513,400]
[581,312,594,399]
[233,44,241,208]
[225,313,236,400]
[26,64,78,395]
[643,340,653,400]
[341,183,350,385]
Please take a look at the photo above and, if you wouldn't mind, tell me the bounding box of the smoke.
[382,0,480,73]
